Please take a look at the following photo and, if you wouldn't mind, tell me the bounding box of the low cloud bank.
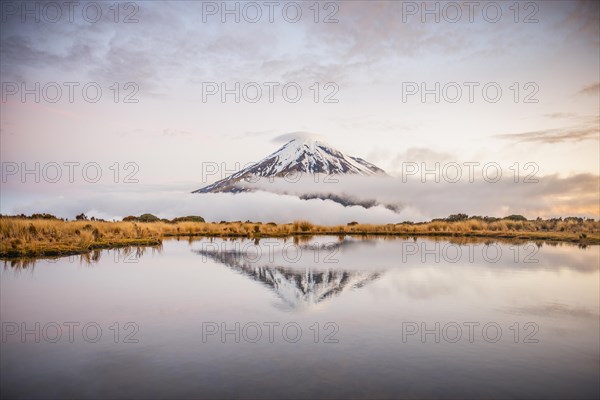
[2,173,598,223]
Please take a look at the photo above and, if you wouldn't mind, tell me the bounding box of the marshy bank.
[1,215,598,258]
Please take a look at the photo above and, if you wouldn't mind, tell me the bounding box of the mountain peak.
[193,138,387,193]
[283,136,329,147]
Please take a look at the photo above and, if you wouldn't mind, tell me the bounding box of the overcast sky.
[1,1,598,221]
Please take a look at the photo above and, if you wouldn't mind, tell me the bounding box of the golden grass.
[1,217,598,257]
[0,219,161,257]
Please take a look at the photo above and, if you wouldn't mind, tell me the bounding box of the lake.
[1,236,599,399]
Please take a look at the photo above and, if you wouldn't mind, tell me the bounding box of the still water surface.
[1,237,599,399]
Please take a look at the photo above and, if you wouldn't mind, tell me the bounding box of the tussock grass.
[1,216,598,258]
[0,219,162,257]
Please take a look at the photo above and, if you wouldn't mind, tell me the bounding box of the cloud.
[6,1,591,95]
[578,82,600,96]
[543,112,578,119]
[240,173,600,220]
[557,0,600,45]
[503,303,599,319]
[271,131,326,143]
[2,189,407,224]
[494,118,599,143]
[3,171,598,222]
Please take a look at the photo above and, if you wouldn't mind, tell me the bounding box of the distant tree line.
[0,213,65,221]
[397,214,594,225]
[122,214,205,223]
[0,213,594,225]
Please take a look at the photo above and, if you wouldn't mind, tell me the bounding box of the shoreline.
[1,217,598,258]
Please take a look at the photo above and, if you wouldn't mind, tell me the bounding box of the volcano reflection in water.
[196,248,382,309]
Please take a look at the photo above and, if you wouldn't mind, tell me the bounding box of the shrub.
[28,224,37,236]
[446,214,468,222]
[172,216,205,223]
[293,220,313,232]
[138,213,160,222]
[504,215,527,221]
[31,213,58,220]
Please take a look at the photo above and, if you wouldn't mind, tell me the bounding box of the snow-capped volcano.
[194,138,386,193]
[196,247,381,309]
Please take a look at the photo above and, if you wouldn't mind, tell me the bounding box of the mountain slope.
[194,138,387,193]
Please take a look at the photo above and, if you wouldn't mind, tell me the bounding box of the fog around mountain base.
[2,173,597,223]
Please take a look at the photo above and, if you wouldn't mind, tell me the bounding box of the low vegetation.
[1,213,598,258]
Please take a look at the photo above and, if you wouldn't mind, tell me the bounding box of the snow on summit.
[194,138,387,193]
